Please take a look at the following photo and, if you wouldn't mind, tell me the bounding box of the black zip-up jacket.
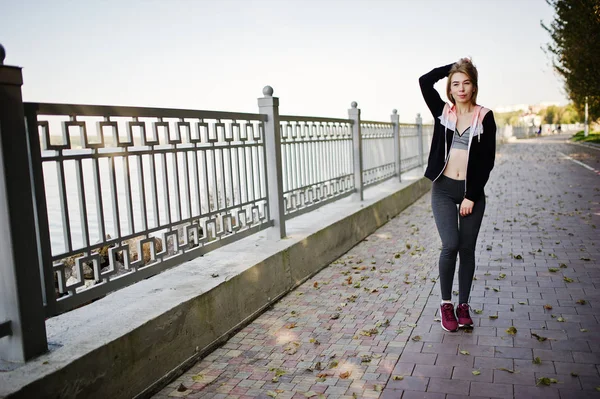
[419,63,497,202]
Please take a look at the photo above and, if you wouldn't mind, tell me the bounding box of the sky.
[0,0,567,123]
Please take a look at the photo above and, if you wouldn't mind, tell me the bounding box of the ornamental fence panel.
[24,103,272,315]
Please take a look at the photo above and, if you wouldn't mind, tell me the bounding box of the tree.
[542,0,600,122]
[543,105,557,124]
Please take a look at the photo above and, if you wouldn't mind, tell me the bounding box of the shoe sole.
[458,323,473,328]
[440,323,458,332]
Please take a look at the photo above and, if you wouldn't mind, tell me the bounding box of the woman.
[419,58,496,332]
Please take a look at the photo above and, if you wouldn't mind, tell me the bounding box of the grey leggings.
[431,175,485,304]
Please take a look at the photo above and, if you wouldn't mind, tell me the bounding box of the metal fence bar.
[0,52,48,361]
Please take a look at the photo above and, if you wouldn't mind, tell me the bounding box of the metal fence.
[279,117,354,218]
[24,103,272,315]
[361,120,396,188]
[0,51,432,362]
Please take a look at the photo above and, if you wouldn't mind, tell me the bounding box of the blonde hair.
[446,58,479,105]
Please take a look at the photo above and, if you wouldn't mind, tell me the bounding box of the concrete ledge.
[0,170,431,399]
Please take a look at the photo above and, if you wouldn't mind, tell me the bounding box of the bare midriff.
[443,148,468,180]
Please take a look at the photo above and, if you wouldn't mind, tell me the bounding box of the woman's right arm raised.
[418,63,453,117]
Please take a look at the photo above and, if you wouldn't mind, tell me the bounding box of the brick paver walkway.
[153,134,600,399]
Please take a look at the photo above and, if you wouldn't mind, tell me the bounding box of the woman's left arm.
[482,111,497,174]
[464,111,497,203]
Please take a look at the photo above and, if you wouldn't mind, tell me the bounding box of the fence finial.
[351,101,358,109]
[392,109,398,115]
[0,43,5,65]
[263,86,274,97]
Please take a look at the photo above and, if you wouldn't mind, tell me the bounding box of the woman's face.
[450,72,475,105]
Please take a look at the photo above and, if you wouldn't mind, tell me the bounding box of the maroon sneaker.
[456,303,473,327]
[440,303,458,332]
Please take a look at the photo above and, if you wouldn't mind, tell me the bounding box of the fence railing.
[279,116,354,218]
[0,47,432,362]
[24,103,273,316]
[511,123,584,139]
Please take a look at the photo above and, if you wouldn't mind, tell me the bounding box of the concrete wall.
[0,174,431,399]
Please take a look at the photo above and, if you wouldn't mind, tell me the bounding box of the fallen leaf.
[563,276,574,283]
[211,273,219,278]
[492,287,500,292]
[474,309,483,314]
[339,371,352,379]
[374,385,383,392]
[506,326,517,335]
[489,315,499,319]
[328,360,339,369]
[392,375,404,380]
[559,263,568,268]
[580,328,588,332]
[533,357,542,364]
[411,335,421,342]
[557,317,565,322]
[286,322,297,329]
[360,328,379,337]
[314,282,319,288]
[177,383,188,392]
[518,301,527,305]
[472,370,481,376]
[498,368,516,373]
[570,372,579,377]
[543,304,553,310]
[303,391,319,398]
[531,333,547,342]
[459,350,470,355]
[330,313,340,320]
[537,377,558,386]
[576,299,587,305]
[267,390,278,397]
[548,268,559,273]
[192,374,204,381]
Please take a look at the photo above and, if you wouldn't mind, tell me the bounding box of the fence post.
[348,102,363,200]
[584,96,589,137]
[0,44,48,362]
[416,113,424,167]
[258,86,286,239]
[391,109,401,182]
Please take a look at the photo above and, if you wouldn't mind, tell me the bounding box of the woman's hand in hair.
[460,198,475,217]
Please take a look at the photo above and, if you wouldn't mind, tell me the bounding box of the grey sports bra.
[452,126,470,150]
